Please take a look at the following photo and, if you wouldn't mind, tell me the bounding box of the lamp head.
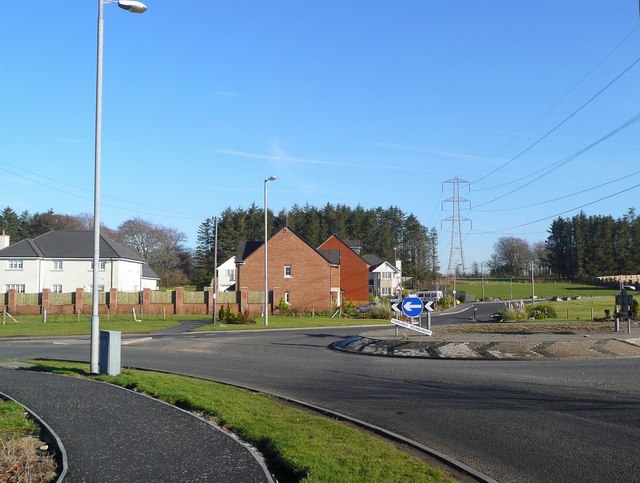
[265,176,277,182]
[118,0,147,13]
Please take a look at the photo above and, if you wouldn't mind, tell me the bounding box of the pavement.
[0,367,272,483]
[332,321,640,360]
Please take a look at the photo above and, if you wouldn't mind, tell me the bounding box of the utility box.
[99,330,121,376]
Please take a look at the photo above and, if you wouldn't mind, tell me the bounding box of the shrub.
[497,301,527,321]
[438,295,454,309]
[368,305,393,320]
[342,301,357,317]
[526,303,558,320]
[276,297,289,314]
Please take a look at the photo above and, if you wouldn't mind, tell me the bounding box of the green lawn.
[455,280,621,300]
[197,315,388,331]
[0,400,37,441]
[537,296,615,321]
[26,361,454,483]
[0,313,185,337]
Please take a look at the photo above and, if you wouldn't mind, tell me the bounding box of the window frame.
[53,260,64,270]
[6,284,26,292]
[284,265,293,278]
[91,260,107,271]
[8,260,23,270]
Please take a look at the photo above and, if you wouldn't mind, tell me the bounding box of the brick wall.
[238,228,340,314]
[318,235,369,302]
[2,287,240,317]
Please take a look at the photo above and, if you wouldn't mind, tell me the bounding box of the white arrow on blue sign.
[401,296,423,318]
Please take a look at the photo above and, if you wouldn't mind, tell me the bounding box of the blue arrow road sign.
[401,296,423,318]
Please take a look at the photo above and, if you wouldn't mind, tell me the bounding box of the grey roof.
[362,254,384,268]
[142,263,160,280]
[343,239,362,249]
[235,240,264,264]
[318,249,340,265]
[0,231,145,262]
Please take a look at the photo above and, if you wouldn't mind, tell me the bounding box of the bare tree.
[490,237,533,276]
[114,217,191,286]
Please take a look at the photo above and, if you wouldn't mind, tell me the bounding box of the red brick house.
[317,235,369,303]
[235,227,341,314]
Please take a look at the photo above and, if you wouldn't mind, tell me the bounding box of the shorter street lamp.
[263,176,276,326]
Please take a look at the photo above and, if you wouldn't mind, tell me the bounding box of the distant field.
[453,280,621,301]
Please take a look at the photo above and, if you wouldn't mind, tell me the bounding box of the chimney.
[0,232,9,250]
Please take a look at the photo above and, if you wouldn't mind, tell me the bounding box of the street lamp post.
[264,176,276,327]
[480,262,485,300]
[510,276,514,300]
[90,0,147,374]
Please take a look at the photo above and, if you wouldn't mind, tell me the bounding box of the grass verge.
[0,314,186,337]
[197,315,389,331]
[26,360,454,483]
[0,400,57,483]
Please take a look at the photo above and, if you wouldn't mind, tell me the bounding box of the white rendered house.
[363,254,402,298]
[0,231,159,294]
[215,256,236,292]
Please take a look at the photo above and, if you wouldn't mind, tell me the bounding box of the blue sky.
[2,1,640,270]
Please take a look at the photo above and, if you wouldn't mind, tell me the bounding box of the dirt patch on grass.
[0,436,57,483]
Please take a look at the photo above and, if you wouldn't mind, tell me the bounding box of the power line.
[473,168,640,212]
[473,110,640,209]
[492,181,640,232]
[472,25,640,188]
[472,49,640,188]
[1,158,202,220]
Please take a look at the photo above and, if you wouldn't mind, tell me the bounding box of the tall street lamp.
[264,176,276,327]
[90,0,147,375]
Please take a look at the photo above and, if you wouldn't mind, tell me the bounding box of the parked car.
[355,301,382,313]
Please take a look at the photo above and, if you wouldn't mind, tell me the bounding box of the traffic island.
[331,323,640,360]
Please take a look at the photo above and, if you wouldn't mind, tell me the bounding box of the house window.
[53,260,63,270]
[227,269,235,281]
[284,265,293,278]
[6,284,25,292]
[284,292,291,304]
[8,260,23,270]
[91,260,107,270]
[90,284,106,293]
[381,272,392,279]
[52,284,63,293]
[381,287,391,296]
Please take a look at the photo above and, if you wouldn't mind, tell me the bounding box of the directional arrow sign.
[391,303,401,313]
[424,300,434,312]
[401,296,423,318]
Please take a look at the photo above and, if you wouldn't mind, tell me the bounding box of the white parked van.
[414,291,443,302]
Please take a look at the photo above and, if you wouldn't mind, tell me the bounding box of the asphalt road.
[2,316,639,482]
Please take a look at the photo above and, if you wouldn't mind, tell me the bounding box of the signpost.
[389,296,433,336]
[391,317,433,336]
